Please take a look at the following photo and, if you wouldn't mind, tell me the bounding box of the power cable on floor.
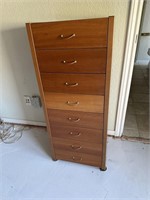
[0,120,30,144]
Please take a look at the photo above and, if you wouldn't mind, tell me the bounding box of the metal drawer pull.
[66,101,79,106]
[60,33,75,39]
[69,132,81,137]
[62,60,77,65]
[65,82,78,87]
[72,156,82,161]
[71,145,82,150]
[68,117,80,122]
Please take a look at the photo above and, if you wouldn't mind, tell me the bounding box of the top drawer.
[31,18,108,49]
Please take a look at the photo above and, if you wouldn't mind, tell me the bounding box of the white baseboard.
[1,118,116,135]
[1,118,46,127]
[135,59,149,65]
[107,130,115,136]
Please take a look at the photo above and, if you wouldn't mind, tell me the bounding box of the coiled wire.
[0,121,29,144]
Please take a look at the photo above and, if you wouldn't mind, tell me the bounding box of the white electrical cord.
[0,121,29,144]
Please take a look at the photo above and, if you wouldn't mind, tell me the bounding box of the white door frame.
[115,0,144,137]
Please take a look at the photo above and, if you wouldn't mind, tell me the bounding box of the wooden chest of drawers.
[26,17,114,170]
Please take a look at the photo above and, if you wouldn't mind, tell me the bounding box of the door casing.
[114,0,144,137]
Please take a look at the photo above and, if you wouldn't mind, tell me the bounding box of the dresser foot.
[100,167,107,171]
[52,158,58,161]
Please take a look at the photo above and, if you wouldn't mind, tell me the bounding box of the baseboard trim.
[107,130,115,136]
[1,118,116,135]
[1,118,46,127]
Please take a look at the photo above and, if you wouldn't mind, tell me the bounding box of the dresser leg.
[52,158,58,161]
[100,166,107,171]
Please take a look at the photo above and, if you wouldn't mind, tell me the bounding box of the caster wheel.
[100,167,107,171]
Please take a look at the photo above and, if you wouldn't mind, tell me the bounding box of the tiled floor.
[123,64,149,139]
[0,127,150,200]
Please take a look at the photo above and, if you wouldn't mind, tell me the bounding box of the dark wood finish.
[31,18,108,49]
[41,73,105,95]
[101,16,114,170]
[55,150,101,167]
[26,23,56,160]
[36,48,107,73]
[45,92,104,113]
[51,125,103,144]
[53,138,102,155]
[48,109,104,130]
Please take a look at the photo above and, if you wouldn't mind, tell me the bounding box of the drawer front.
[55,150,101,167]
[45,93,104,113]
[51,125,103,144]
[48,109,104,129]
[37,49,107,73]
[53,138,102,155]
[31,18,108,49]
[41,74,105,95]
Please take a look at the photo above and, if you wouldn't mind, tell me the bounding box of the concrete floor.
[0,127,150,200]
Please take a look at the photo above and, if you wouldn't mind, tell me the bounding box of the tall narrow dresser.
[26,17,114,170]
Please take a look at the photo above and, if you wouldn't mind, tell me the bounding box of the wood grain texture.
[26,17,114,169]
[51,125,103,144]
[41,73,105,95]
[55,150,101,167]
[101,16,114,170]
[53,138,102,155]
[45,92,104,113]
[31,18,108,49]
[36,48,107,73]
[48,109,104,129]
[26,24,56,160]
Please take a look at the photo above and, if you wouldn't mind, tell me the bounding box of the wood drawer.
[45,93,104,113]
[48,109,104,129]
[55,150,101,167]
[31,18,108,49]
[53,138,102,155]
[37,48,107,73]
[51,125,103,144]
[41,73,105,95]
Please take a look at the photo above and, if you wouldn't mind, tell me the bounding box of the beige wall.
[0,0,130,131]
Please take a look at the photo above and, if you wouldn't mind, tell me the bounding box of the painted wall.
[0,0,130,131]
[136,0,150,63]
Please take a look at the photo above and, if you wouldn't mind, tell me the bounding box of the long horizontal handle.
[62,60,77,65]
[69,132,81,137]
[66,101,79,106]
[72,156,82,161]
[65,82,78,87]
[68,117,80,122]
[71,145,82,150]
[60,33,76,39]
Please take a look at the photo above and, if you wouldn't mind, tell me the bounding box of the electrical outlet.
[24,96,31,106]
[31,96,42,108]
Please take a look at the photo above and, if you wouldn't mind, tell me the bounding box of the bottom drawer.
[53,138,102,167]
[55,151,101,167]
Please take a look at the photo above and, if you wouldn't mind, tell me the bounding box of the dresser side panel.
[26,23,56,160]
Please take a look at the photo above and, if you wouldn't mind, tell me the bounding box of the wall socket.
[31,96,42,108]
[24,96,32,106]
[24,95,42,107]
